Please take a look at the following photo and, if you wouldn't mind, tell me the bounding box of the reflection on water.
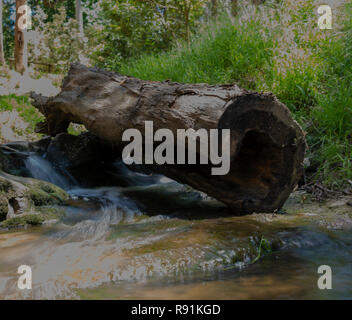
[77,249,352,300]
[0,155,351,299]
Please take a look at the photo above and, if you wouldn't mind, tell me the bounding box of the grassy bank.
[120,0,352,190]
[0,94,44,143]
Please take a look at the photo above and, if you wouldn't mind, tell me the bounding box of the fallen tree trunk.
[31,64,306,213]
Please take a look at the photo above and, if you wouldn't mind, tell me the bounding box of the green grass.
[121,18,274,88]
[0,94,44,136]
[120,1,352,189]
[0,95,15,111]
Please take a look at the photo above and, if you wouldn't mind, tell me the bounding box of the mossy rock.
[35,206,66,220]
[0,149,26,176]
[0,194,8,221]
[28,182,68,206]
[0,214,45,229]
[0,177,11,192]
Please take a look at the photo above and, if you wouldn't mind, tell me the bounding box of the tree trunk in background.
[184,1,191,49]
[230,0,238,17]
[75,0,84,37]
[31,64,306,214]
[211,0,218,18]
[0,0,5,65]
[14,0,27,73]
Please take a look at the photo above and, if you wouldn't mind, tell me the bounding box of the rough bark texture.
[230,0,238,16]
[31,64,306,213]
[75,0,84,37]
[14,0,27,73]
[0,0,5,65]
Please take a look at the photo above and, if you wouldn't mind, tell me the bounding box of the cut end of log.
[217,93,306,212]
[31,64,306,214]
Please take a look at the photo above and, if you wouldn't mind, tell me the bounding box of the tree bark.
[31,64,306,214]
[211,0,218,18]
[14,0,28,73]
[230,0,238,17]
[75,0,84,37]
[0,0,5,65]
[184,1,191,49]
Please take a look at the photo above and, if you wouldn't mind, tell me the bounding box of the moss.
[0,207,65,229]
[39,182,67,199]
[0,194,8,221]
[28,182,68,207]
[0,177,11,192]
[29,189,63,206]
[0,214,45,229]
[35,206,66,220]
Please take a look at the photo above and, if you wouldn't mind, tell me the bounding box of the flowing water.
[0,154,351,299]
[24,154,75,190]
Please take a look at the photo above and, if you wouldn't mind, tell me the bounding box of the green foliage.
[28,6,87,73]
[0,94,44,132]
[308,3,352,187]
[2,0,14,60]
[0,94,30,111]
[121,17,273,85]
[121,1,352,188]
[0,95,14,112]
[91,0,207,70]
[250,236,272,265]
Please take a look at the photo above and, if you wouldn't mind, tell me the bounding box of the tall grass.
[121,7,275,88]
[120,0,351,189]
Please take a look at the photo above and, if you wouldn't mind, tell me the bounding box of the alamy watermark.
[122,121,231,176]
[17,265,32,290]
[318,265,332,290]
[15,4,333,31]
[318,5,332,30]
[17,5,32,31]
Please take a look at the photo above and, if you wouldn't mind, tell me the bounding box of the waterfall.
[25,154,73,190]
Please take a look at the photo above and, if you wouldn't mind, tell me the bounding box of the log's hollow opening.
[229,130,283,199]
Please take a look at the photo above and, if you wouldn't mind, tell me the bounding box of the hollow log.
[31,64,306,213]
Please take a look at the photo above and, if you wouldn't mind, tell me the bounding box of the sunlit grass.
[121,0,352,188]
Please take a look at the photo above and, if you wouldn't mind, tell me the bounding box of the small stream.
[0,154,351,299]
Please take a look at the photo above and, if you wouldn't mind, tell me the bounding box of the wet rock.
[0,170,68,223]
[42,219,59,226]
[2,141,30,152]
[0,173,30,219]
[0,214,45,230]
[328,199,347,208]
[3,137,52,155]
[28,181,68,206]
[0,137,52,177]
[0,194,8,221]
[46,132,110,169]
[28,137,52,154]
[0,148,27,176]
